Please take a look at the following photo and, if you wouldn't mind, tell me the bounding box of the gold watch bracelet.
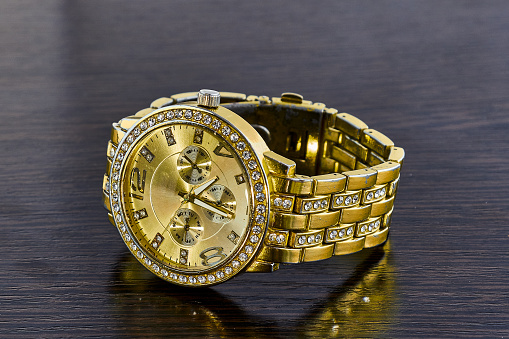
[103,91,404,267]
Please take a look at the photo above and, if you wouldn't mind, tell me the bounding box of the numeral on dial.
[131,168,146,194]
[213,144,233,158]
[199,247,227,266]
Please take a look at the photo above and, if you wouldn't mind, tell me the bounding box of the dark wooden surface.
[1,1,508,338]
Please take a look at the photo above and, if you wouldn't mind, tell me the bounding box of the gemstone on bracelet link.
[321,199,328,208]
[345,196,352,205]
[283,199,292,209]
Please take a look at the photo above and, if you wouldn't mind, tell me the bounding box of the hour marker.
[133,208,148,221]
[163,127,176,146]
[227,230,240,244]
[180,248,189,265]
[213,144,233,158]
[235,174,246,185]
[193,128,204,144]
[151,233,164,250]
[140,146,154,162]
[129,192,143,200]
[131,168,146,193]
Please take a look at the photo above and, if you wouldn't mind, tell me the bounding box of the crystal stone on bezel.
[110,104,269,287]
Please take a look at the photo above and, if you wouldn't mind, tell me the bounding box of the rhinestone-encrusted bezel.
[111,105,269,286]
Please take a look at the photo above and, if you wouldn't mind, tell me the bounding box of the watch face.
[108,106,269,286]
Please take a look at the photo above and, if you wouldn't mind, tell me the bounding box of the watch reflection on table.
[110,242,396,338]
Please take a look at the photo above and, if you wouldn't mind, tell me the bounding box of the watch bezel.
[108,104,270,286]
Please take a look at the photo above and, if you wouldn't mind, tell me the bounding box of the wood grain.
[1,1,508,337]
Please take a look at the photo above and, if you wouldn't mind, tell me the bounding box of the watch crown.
[197,89,221,108]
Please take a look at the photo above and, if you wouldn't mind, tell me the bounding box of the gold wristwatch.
[102,89,404,287]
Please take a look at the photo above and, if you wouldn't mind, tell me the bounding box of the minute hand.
[191,197,233,219]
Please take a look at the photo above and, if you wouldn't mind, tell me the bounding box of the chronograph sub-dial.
[201,184,237,223]
[177,145,211,185]
[169,208,203,246]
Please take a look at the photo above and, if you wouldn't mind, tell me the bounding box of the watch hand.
[191,176,218,196]
[191,197,233,219]
[183,154,202,173]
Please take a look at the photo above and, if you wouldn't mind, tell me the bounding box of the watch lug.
[245,259,280,273]
[263,151,296,176]
[102,191,111,212]
[150,97,174,109]
[107,213,115,226]
[111,123,125,145]
[118,115,140,130]
[134,108,154,118]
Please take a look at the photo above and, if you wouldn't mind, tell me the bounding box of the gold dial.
[109,106,269,286]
